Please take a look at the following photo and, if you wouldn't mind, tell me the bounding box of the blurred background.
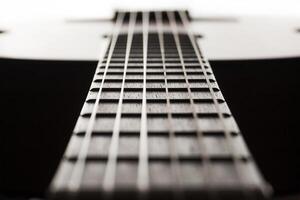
[1,0,300,23]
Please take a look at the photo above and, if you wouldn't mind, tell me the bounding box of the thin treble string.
[137,11,150,191]
[178,11,252,199]
[67,12,125,192]
[167,11,216,200]
[103,12,137,192]
[155,11,185,200]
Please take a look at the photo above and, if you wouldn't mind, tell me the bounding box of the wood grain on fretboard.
[48,11,271,200]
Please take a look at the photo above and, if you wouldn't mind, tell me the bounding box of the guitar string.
[137,11,150,191]
[155,11,186,200]
[103,11,137,191]
[67,12,125,192]
[53,10,266,200]
[178,11,252,199]
[166,11,216,199]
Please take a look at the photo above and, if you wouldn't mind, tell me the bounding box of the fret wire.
[137,11,149,191]
[166,11,214,191]
[104,58,198,61]
[178,11,251,195]
[103,12,137,191]
[155,12,185,200]
[99,63,206,67]
[66,12,125,192]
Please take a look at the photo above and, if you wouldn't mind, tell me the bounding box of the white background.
[0,0,300,23]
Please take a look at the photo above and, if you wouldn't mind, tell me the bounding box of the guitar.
[0,9,299,200]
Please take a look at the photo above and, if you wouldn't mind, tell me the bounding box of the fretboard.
[48,11,271,200]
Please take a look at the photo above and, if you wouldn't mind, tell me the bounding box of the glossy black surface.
[0,57,299,199]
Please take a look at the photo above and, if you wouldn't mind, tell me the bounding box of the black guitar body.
[1,57,299,199]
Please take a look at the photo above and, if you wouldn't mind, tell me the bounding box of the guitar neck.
[48,10,271,200]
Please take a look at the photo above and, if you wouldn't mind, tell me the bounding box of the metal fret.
[48,10,271,200]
